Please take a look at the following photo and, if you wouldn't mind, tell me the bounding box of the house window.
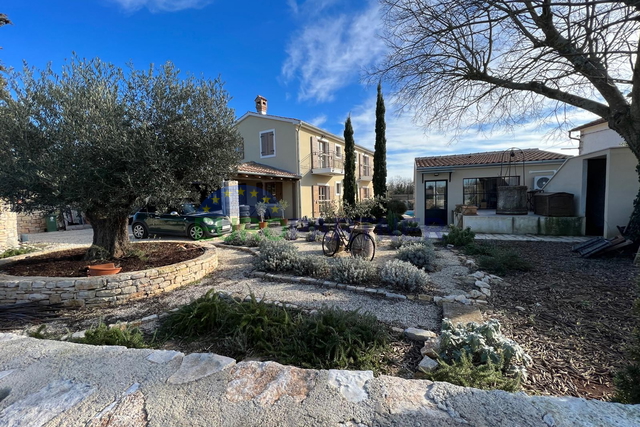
[319,185,329,201]
[363,187,370,199]
[336,182,342,195]
[463,176,519,209]
[335,146,342,158]
[260,130,275,158]
[362,155,370,176]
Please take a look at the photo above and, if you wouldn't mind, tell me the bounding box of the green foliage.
[280,227,298,241]
[390,235,433,250]
[0,246,38,259]
[294,255,331,278]
[277,199,289,219]
[439,319,532,379]
[75,322,146,348]
[27,325,50,339]
[380,259,430,293]
[159,291,390,371]
[343,116,357,206]
[387,211,401,232]
[373,82,387,198]
[0,55,242,258]
[224,230,248,246]
[306,230,322,242]
[255,202,267,222]
[386,199,406,215]
[477,251,532,276]
[255,239,300,272]
[245,232,264,247]
[330,256,377,285]
[442,226,475,247]
[424,352,521,392]
[464,242,531,275]
[396,242,437,271]
[614,281,640,404]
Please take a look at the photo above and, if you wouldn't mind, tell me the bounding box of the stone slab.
[442,302,483,325]
[167,353,235,385]
[328,370,373,403]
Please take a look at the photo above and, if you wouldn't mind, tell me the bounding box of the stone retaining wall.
[0,245,218,307]
[17,212,47,235]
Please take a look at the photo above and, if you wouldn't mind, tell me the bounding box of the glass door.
[424,180,448,225]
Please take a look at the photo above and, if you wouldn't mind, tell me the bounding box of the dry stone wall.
[16,212,46,235]
[0,202,18,250]
[0,246,218,307]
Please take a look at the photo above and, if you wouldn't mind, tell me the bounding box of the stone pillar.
[0,202,19,250]
[222,180,239,223]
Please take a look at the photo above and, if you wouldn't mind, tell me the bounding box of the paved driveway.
[25,227,193,245]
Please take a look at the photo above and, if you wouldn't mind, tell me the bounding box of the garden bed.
[0,242,205,277]
[465,240,638,400]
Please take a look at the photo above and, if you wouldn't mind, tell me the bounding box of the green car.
[131,203,232,240]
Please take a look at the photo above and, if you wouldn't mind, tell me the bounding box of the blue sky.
[1,0,592,179]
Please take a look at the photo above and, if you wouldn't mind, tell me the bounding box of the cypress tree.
[373,82,387,198]
[343,116,357,206]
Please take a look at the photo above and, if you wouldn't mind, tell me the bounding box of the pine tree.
[373,82,387,198]
[343,116,357,206]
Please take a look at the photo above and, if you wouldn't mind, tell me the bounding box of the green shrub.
[442,225,475,247]
[256,240,299,272]
[462,242,495,256]
[74,322,146,348]
[281,227,298,240]
[379,259,430,293]
[306,230,322,242]
[387,211,401,232]
[159,291,390,371]
[330,256,377,285]
[396,243,437,271]
[614,282,640,404]
[387,199,407,215]
[439,319,532,379]
[245,232,264,247]
[294,255,330,278]
[424,352,521,392]
[224,230,248,246]
[0,246,38,259]
[390,235,433,250]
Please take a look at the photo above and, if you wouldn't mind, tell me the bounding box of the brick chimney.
[255,95,267,115]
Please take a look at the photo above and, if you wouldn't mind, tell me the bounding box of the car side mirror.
[170,211,179,216]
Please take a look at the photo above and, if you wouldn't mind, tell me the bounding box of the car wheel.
[132,223,148,239]
[188,224,205,240]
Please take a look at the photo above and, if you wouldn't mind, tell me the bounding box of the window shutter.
[328,185,333,201]
[312,185,319,217]
[268,132,275,155]
[261,133,267,155]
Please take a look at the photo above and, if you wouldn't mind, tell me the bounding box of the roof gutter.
[415,158,568,172]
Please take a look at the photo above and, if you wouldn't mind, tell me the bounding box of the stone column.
[0,202,19,250]
[222,180,239,223]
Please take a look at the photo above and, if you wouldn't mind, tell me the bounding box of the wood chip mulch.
[474,241,638,400]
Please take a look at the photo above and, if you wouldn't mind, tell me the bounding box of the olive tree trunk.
[84,211,131,260]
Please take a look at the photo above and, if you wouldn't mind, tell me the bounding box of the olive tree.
[376,0,640,236]
[0,57,242,259]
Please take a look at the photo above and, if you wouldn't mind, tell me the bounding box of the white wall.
[579,124,625,156]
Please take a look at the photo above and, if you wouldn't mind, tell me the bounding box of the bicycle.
[322,219,376,261]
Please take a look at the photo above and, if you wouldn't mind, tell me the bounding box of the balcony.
[358,165,372,181]
[311,151,344,176]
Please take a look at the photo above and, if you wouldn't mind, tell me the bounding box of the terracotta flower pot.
[280,218,288,226]
[87,263,122,277]
[259,221,268,229]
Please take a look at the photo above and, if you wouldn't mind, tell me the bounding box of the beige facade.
[236,108,374,219]
[0,202,18,250]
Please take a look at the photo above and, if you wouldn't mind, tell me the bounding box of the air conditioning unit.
[533,175,553,190]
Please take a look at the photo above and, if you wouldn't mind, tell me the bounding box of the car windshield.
[182,203,198,215]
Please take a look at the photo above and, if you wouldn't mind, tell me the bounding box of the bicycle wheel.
[322,229,341,256]
[350,232,375,261]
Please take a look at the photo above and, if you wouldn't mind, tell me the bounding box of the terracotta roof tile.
[237,161,300,179]
[415,149,570,169]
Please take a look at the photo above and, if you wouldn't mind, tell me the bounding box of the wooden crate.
[534,192,574,217]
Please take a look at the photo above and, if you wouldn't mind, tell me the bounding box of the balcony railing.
[311,151,344,176]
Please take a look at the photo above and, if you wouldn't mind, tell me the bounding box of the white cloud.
[309,114,327,127]
[282,1,386,102]
[109,0,213,13]
[347,96,589,180]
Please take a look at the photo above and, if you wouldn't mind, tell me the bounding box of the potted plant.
[255,202,268,229]
[277,199,289,226]
[350,197,386,231]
